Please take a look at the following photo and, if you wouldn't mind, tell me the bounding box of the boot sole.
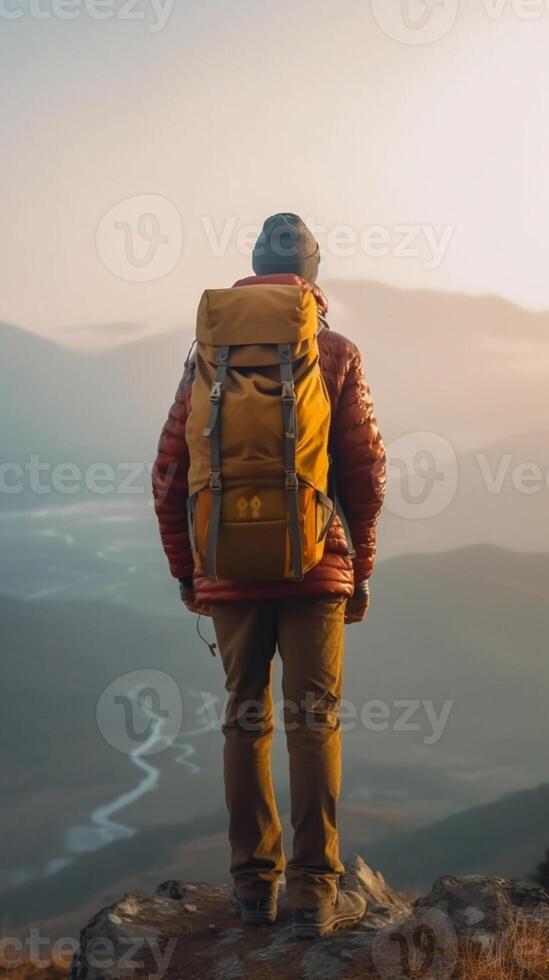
[292,909,365,939]
[240,910,277,926]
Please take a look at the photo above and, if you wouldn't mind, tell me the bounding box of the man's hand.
[183,595,212,617]
[179,581,211,617]
[345,581,371,624]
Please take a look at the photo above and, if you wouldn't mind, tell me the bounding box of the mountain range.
[363,782,549,891]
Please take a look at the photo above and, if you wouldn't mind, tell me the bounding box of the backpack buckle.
[284,470,298,492]
[209,470,222,492]
[281,381,295,402]
[209,381,223,403]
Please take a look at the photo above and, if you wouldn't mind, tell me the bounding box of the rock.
[211,953,242,980]
[415,873,549,945]
[156,880,198,900]
[343,854,411,928]
[70,859,549,979]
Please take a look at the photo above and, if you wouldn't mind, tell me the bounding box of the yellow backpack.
[186,283,336,581]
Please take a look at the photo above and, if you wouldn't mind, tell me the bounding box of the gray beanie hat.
[252,213,320,283]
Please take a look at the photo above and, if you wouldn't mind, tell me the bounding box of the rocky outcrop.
[70,856,549,980]
[415,873,549,944]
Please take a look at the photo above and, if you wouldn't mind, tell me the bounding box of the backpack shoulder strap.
[203,345,230,579]
[278,343,304,580]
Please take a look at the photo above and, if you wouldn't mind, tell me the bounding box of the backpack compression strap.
[203,345,230,579]
[327,451,357,559]
[278,343,304,580]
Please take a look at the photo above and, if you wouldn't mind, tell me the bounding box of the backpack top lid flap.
[196,284,317,348]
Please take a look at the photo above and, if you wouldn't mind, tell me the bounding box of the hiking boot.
[233,891,278,926]
[291,888,366,939]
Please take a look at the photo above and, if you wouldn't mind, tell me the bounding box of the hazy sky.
[2,0,549,343]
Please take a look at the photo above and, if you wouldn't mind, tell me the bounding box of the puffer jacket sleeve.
[151,367,194,581]
[332,345,386,584]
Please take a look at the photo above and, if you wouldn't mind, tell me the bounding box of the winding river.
[45,687,220,880]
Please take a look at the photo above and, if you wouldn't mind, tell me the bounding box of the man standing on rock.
[153,213,386,938]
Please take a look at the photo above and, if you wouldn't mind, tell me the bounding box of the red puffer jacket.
[152,274,386,604]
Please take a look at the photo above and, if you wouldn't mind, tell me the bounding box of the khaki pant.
[211,596,347,909]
